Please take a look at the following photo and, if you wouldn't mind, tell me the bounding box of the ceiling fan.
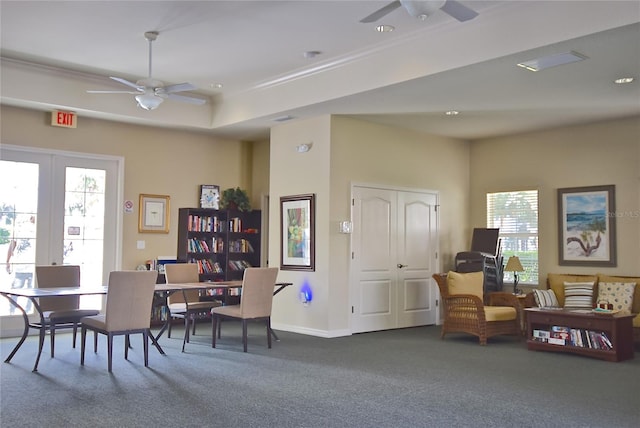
[360,0,478,23]
[87,31,206,111]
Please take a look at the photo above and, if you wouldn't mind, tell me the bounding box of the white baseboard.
[270,322,351,338]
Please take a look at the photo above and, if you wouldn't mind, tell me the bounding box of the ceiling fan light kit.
[87,30,206,110]
[360,0,478,24]
[135,93,163,110]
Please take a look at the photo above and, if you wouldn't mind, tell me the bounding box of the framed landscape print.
[557,185,616,266]
[280,194,315,271]
[199,184,220,209]
[139,194,170,233]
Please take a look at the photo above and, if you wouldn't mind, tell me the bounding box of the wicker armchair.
[433,272,522,345]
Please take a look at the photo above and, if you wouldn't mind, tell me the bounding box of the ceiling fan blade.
[440,0,478,22]
[87,90,140,94]
[163,82,198,94]
[110,76,143,91]
[165,93,207,105]
[360,1,402,23]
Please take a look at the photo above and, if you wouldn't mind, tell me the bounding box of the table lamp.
[505,256,524,294]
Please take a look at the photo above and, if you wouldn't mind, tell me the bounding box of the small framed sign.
[200,185,220,209]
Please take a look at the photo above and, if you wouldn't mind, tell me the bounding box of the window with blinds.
[487,190,539,285]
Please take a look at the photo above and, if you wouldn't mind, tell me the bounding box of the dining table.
[1,280,291,371]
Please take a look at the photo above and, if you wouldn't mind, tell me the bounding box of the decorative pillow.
[597,282,636,313]
[598,274,640,314]
[447,271,484,300]
[563,282,595,309]
[533,289,560,308]
[547,274,597,306]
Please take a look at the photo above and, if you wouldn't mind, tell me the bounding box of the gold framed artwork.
[139,194,170,233]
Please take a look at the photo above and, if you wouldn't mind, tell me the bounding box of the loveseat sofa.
[525,273,640,342]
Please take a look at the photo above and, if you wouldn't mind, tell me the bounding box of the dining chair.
[34,265,100,357]
[80,270,157,372]
[164,263,221,352]
[211,267,279,352]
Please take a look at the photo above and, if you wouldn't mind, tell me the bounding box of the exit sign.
[51,110,77,128]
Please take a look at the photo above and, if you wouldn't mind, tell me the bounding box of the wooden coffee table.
[525,308,635,362]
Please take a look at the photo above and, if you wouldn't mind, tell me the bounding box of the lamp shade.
[505,256,524,272]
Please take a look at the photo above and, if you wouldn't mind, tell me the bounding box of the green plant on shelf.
[219,187,251,212]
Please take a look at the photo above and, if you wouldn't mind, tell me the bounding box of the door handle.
[397,264,407,268]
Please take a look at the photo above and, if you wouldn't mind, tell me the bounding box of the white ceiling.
[1,1,639,141]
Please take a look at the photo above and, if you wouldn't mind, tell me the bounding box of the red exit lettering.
[51,110,77,128]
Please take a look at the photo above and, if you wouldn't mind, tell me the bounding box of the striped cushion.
[563,282,595,309]
[533,289,560,308]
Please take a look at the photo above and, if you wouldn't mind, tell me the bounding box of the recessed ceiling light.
[376,24,394,33]
[210,83,223,89]
[614,77,634,84]
[445,110,459,116]
[303,51,321,59]
[273,115,295,122]
[516,51,587,72]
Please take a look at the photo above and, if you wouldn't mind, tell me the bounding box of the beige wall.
[269,115,470,337]
[0,105,260,270]
[469,116,640,286]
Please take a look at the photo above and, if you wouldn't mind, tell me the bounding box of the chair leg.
[242,320,248,352]
[184,316,191,344]
[182,317,190,353]
[107,333,114,372]
[72,324,78,348]
[80,326,86,366]
[125,334,129,360]
[267,317,272,349]
[143,330,149,367]
[168,317,173,338]
[211,316,217,348]
[50,325,56,357]
[94,330,98,352]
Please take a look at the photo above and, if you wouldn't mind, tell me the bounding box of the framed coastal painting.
[280,194,315,271]
[139,194,170,233]
[557,185,616,267]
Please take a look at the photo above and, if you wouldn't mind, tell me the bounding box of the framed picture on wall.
[280,194,315,271]
[139,194,170,233]
[199,184,220,209]
[557,185,616,266]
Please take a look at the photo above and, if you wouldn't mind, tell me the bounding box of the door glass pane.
[0,160,38,315]
[64,167,105,309]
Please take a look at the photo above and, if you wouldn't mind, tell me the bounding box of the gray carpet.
[1,323,639,428]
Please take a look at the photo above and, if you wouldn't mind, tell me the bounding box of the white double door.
[351,185,438,333]
[0,146,121,335]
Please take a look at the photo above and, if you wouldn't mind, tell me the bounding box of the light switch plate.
[137,240,145,250]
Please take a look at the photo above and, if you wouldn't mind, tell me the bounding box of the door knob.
[397,263,406,268]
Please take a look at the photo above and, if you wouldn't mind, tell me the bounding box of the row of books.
[187,215,225,232]
[228,238,255,253]
[187,237,224,253]
[532,326,613,350]
[189,258,224,274]
[228,259,252,271]
[206,287,241,297]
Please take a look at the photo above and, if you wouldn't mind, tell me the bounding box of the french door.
[350,185,439,333]
[0,145,121,335]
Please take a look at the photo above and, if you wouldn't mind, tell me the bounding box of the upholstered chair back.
[104,270,157,331]
[165,263,201,303]
[239,267,279,318]
[35,265,81,312]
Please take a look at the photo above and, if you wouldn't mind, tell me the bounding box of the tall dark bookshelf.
[177,208,261,283]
